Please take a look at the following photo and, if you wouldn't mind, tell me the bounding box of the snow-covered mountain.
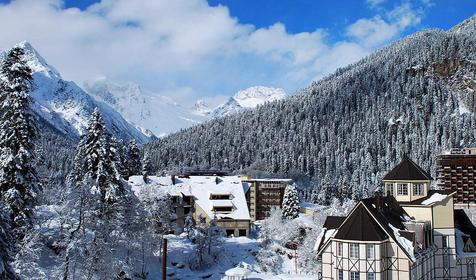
[85,81,286,136]
[84,80,209,137]
[210,86,286,118]
[0,42,152,144]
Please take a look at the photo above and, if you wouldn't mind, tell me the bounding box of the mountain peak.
[13,41,61,79]
[234,86,286,108]
[449,13,476,34]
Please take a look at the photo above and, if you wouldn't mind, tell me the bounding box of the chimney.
[374,191,382,211]
[171,175,176,185]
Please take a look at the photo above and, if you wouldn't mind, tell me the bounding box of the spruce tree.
[126,140,141,179]
[0,46,39,237]
[281,184,299,219]
[63,108,144,278]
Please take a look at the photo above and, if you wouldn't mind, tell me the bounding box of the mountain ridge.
[144,14,476,192]
[0,42,153,144]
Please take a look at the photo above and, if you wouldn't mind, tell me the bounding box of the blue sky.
[0,0,474,106]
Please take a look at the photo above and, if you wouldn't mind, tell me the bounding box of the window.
[413,183,424,196]
[367,272,375,280]
[350,243,359,259]
[238,229,247,237]
[397,183,408,195]
[213,206,233,213]
[338,269,344,280]
[367,244,375,259]
[337,242,343,256]
[442,236,449,248]
[443,254,450,267]
[468,264,475,277]
[385,183,394,196]
[210,194,232,200]
[350,271,360,280]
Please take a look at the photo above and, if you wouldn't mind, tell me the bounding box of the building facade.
[437,148,476,205]
[316,157,476,280]
[243,179,292,221]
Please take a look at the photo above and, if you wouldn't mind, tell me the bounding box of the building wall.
[245,180,290,221]
[383,180,430,202]
[437,154,476,204]
[320,238,418,280]
[192,202,250,237]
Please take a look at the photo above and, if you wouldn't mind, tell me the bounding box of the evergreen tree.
[0,46,40,239]
[142,151,152,181]
[125,140,142,179]
[63,109,145,279]
[281,184,299,219]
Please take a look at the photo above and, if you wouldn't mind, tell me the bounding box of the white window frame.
[338,269,344,280]
[366,244,375,259]
[367,272,375,280]
[397,183,408,195]
[468,263,475,277]
[350,243,359,259]
[385,183,394,196]
[413,183,424,196]
[350,271,360,280]
[442,236,449,248]
[337,242,343,256]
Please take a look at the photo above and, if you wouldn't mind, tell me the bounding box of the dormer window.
[397,183,408,195]
[213,206,233,213]
[413,183,424,196]
[385,183,394,196]
[210,194,232,200]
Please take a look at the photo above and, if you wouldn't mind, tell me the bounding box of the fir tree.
[125,140,142,179]
[0,46,40,238]
[63,109,144,278]
[281,184,299,219]
[142,151,152,181]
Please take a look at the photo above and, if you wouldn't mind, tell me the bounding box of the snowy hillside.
[145,15,476,192]
[0,42,152,144]
[210,86,286,118]
[84,79,208,137]
[85,80,286,136]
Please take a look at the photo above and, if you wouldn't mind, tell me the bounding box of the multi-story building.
[437,148,476,205]
[129,175,252,237]
[315,157,476,279]
[243,179,293,221]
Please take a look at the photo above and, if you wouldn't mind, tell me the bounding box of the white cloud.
[347,2,423,47]
[0,0,428,105]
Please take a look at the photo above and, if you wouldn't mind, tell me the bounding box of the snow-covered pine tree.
[126,139,141,179]
[142,150,152,181]
[0,46,40,239]
[0,200,18,279]
[281,184,299,219]
[63,108,145,279]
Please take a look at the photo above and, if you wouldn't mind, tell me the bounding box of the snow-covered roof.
[129,175,251,220]
[243,178,293,183]
[420,193,449,205]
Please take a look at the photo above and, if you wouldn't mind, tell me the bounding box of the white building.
[129,175,252,237]
[315,157,476,279]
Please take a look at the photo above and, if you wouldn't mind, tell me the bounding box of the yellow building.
[315,157,476,280]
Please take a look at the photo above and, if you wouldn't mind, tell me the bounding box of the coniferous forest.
[145,19,476,200]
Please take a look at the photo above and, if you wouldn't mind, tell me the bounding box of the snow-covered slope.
[84,79,208,137]
[85,81,286,136]
[0,42,152,144]
[210,86,286,118]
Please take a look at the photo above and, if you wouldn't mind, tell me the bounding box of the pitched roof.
[454,209,476,246]
[316,194,417,261]
[334,205,388,241]
[323,216,346,230]
[383,156,433,181]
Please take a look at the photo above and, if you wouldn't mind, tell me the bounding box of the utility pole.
[162,238,168,280]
